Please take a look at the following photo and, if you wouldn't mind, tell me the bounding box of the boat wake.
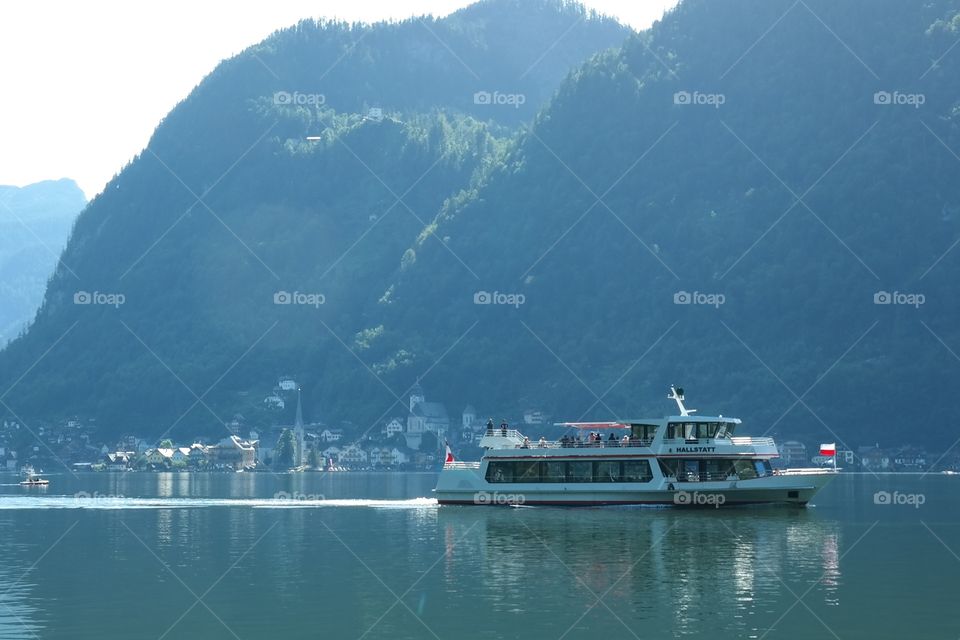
[0,496,439,510]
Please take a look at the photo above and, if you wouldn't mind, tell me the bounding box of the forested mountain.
[3,0,960,452]
[0,179,86,345]
[376,0,960,448]
[0,0,631,437]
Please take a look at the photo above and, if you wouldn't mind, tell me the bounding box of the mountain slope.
[0,179,86,345]
[367,0,960,449]
[0,0,631,437]
[6,0,960,453]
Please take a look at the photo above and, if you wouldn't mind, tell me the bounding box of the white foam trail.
[0,496,439,510]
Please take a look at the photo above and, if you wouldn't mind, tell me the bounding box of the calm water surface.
[0,472,957,639]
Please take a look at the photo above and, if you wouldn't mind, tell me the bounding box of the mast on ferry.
[668,385,696,416]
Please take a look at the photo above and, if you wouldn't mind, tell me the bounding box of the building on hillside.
[143,449,166,466]
[858,446,890,471]
[405,382,449,450]
[104,451,133,470]
[319,428,343,443]
[893,447,927,471]
[383,418,404,438]
[339,444,368,466]
[264,394,285,410]
[778,441,808,467]
[523,409,545,425]
[278,376,297,392]
[225,414,248,435]
[460,405,486,442]
[462,405,477,429]
[207,436,258,470]
[369,446,409,467]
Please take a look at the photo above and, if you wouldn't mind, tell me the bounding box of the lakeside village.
[2,377,959,474]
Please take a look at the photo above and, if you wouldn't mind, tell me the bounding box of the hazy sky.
[0,1,680,199]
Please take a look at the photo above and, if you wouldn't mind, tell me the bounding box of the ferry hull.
[435,468,834,507]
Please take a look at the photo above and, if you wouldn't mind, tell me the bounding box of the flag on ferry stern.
[444,444,455,464]
[819,443,836,457]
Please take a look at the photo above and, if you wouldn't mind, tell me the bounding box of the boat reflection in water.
[437,505,842,636]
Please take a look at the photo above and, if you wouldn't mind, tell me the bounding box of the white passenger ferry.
[435,387,835,507]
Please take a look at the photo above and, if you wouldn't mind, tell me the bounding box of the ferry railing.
[483,429,527,440]
[669,470,778,482]
[443,461,481,470]
[729,436,776,447]
[514,438,655,450]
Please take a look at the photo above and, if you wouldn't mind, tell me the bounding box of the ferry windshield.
[667,421,737,439]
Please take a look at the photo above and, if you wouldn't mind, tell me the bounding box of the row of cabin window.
[666,421,737,440]
[657,458,772,480]
[486,460,654,484]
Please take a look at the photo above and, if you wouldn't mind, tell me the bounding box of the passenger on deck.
[608,433,619,447]
[621,434,630,447]
[521,437,531,449]
[538,437,547,448]
[486,418,495,435]
[500,420,508,436]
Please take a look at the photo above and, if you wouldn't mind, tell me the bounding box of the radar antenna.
[668,385,696,416]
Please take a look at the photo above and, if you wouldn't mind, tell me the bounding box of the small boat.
[19,466,50,487]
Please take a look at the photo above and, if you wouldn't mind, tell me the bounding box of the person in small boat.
[486,418,495,435]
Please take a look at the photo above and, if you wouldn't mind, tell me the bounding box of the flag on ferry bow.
[444,443,455,464]
[819,443,836,457]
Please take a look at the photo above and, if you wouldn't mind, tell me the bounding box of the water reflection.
[0,520,46,638]
[438,506,843,636]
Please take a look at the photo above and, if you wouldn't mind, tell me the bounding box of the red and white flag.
[819,443,836,457]
[444,444,455,464]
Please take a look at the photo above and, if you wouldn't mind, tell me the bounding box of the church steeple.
[294,387,305,466]
[295,387,305,430]
[409,378,425,412]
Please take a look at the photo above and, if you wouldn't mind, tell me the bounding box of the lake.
[0,471,957,639]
